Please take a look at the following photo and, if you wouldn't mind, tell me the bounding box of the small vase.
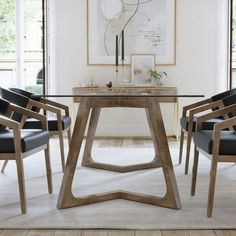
[152,79,163,87]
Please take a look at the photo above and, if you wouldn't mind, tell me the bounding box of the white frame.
[131,54,155,83]
[87,0,176,66]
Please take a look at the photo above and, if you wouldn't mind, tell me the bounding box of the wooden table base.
[57,97,181,210]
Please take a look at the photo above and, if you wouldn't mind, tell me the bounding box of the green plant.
[148,69,167,86]
[149,69,167,80]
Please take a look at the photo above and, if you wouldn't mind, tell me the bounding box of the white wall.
[51,0,226,137]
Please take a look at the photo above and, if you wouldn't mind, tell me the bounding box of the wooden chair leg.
[15,155,27,214]
[67,128,72,146]
[207,158,218,217]
[185,129,193,175]
[178,130,184,164]
[191,145,199,196]
[1,160,9,173]
[44,144,53,194]
[58,131,65,172]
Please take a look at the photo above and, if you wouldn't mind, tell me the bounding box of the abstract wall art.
[87,0,176,65]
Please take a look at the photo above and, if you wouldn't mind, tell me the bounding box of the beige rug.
[0,140,236,229]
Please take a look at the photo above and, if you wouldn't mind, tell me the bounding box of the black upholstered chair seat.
[0,130,49,153]
[194,130,236,155]
[23,115,71,131]
[180,117,223,131]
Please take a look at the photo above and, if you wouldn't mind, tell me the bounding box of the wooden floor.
[0,138,236,235]
[0,229,236,236]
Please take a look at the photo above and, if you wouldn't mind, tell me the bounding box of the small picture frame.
[131,54,155,84]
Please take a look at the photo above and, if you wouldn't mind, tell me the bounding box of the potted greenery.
[149,69,167,87]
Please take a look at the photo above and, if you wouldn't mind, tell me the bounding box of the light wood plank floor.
[1,138,236,236]
[0,230,236,236]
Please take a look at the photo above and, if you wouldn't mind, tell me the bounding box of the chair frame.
[179,98,225,174]
[28,98,72,171]
[0,103,52,214]
[1,95,72,172]
[191,104,236,217]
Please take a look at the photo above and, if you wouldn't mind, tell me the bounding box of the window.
[0,0,47,94]
[230,0,236,88]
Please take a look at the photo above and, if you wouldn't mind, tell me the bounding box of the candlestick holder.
[115,65,119,87]
[119,59,126,92]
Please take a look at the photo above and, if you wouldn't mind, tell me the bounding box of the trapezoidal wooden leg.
[57,98,92,208]
[57,97,181,210]
[144,98,181,209]
[82,107,161,172]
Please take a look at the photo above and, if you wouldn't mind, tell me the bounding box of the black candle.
[115,35,119,66]
[121,30,124,60]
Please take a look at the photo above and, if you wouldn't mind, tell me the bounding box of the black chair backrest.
[9,88,41,112]
[10,88,33,99]
[211,88,236,102]
[10,88,41,102]
[0,98,10,130]
[0,98,10,115]
[0,87,29,122]
[220,93,236,130]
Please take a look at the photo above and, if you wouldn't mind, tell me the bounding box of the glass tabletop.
[32,87,204,98]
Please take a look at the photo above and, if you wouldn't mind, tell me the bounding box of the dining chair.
[191,99,236,217]
[0,87,71,172]
[0,98,52,214]
[179,88,236,175]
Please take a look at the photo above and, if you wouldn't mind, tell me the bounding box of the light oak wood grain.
[57,97,181,209]
[26,230,55,236]
[135,230,162,236]
[108,230,135,236]
[0,104,52,214]
[0,229,235,236]
[215,230,236,236]
[122,138,153,148]
[161,230,189,236]
[188,230,216,236]
[55,230,82,236]
[81,230,108,236]
[0,230,29,236]
[192,105,236,217]
[94,138,123,148]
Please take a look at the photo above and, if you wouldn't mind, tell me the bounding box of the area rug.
[0,140,236,229]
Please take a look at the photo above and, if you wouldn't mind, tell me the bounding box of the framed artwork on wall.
[131,54,155,84]
[87,0,176,66]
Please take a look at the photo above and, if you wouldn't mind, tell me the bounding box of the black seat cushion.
[180,117,223,131]
[0,130,49,153]
[23,115,71,131]
[194,130,236,155]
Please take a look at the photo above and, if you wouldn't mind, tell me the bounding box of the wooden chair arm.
[29,100,63,131]
[39,98,70,116]
[189,100,224,117]
[29,100,61,115]
[209,117,236,156]
[182,98,212,116]
[196,104,236,130]
[0,115,22,153]
[9,103,48,130]
[214,116,236,132]
[0,115,20,129]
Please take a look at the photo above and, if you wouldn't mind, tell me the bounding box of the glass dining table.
[33,87,204,211]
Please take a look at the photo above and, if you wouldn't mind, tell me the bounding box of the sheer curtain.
[216,0,230,92]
